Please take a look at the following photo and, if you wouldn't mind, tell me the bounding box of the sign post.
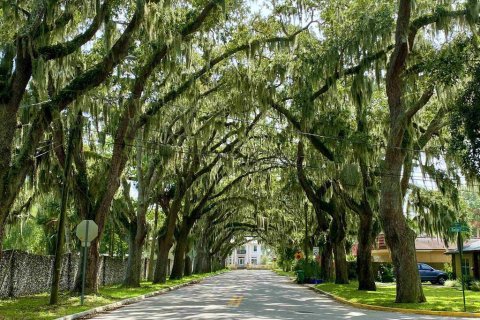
[76,220,99,305]
[313,247,320,281]
[449,222,469,312]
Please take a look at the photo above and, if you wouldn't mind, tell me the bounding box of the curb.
[308,286,480,319]
[56,272,227,320]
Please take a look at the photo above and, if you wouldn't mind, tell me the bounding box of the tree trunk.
[153,235,173,283]
[356,212,376,291]
[320,240,334,281]
[194,248,211,274]
[170,223,190,280]
[333,239,349,284]
[147,204,159,281]
[184,233,193,276]
[185,255,193,276]
[379,148,425,302]
[330,197,349,284]
[73,240,101,293]
[50,123,75,304]
[123,226,144,287]
[153,188,184,283]
[0,105,18,198]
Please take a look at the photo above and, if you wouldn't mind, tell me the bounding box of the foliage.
[450,64,480,179]
[376,263,395,283]
[443,263,454,280]
[444,280,460,288]
[293,258,320,281]
[471,281,480,292]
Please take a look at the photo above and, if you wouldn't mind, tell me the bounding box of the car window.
[417,264,422,270]
[421,264,432,270]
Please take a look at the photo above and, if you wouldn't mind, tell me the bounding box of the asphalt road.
[92,270,469,319]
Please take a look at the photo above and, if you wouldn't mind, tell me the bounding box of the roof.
[414,237,447,251]
[373,234,448,251]
[446,238,480,254]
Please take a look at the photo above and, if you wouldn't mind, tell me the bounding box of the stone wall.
[0,250,144,298]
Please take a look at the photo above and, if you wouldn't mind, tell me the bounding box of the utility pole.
[50,116,78,305]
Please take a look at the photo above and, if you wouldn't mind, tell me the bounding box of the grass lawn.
[0,270,226,320]
[272,268,296,278]
[316,282,480,313]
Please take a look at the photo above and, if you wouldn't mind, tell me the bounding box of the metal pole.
[81,221,90,306]
[458,232,466,312]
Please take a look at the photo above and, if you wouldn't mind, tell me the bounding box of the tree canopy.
[1,0,480,305]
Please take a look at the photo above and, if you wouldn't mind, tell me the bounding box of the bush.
[294,258,320,282]
[470,281,480,292]
[445,280,460,288]
[443,263,454,279]
[459,275,474,289]
[376,263,395,283]
[347,261,357,280]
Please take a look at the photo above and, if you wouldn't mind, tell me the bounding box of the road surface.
[92,270,469,319]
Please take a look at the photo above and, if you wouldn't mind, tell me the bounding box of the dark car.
[417,263,448,285]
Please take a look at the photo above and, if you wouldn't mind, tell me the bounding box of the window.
[251,258,257,265]
[462,258,470,276]
[238,258,244,265]
[253,245,257,252]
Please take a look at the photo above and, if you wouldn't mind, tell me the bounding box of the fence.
[0,250,148,298]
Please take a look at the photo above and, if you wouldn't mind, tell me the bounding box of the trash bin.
[295,270,305,284]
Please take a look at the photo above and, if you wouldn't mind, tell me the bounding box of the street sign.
[449,222,469,233]
[76,220,98,246]
[313,247,320,256]
[75,220,98,306]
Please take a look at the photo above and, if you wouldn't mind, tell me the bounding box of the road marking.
[227,295,244,307]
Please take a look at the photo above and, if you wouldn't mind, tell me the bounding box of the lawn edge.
[309,286,480,319]
[55,270,229,320]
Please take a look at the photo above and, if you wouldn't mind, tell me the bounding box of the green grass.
[272,268,296,278]
[316,282,480,313]
[0,270,227,320]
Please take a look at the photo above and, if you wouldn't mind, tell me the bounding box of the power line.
[31,134,480,191]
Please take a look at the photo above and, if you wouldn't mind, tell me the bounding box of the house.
[370,234,450,270]
[446,238,480,280]
[227,239,263,268]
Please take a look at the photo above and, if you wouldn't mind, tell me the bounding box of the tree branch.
[37,0,111,60]
[406,85,434,120]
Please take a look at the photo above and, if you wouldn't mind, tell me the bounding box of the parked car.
[417,263,448,285]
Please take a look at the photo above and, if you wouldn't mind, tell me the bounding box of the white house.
[227,239,263,268]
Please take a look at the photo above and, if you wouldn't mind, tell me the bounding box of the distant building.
[369,234,450,269]
[446,238,480,280]
[227,239,263,268]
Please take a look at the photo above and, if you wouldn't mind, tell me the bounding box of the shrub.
[347,261,357,280]
[443,263,454,279]
[294,258,320,282]
[470,281,480,292]
[445,280,460,288]
[376,263,395,283]
[459,275,474,289]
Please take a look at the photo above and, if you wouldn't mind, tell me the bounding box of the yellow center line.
[233,295,244,307]
[227,295,244,307]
